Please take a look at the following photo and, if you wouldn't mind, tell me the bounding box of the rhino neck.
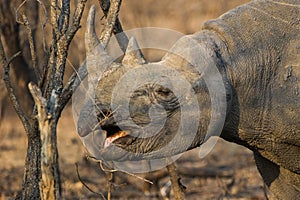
[161,31,236,148]
[202,0,300,150]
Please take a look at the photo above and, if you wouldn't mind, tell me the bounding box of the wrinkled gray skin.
[78,0,300,199]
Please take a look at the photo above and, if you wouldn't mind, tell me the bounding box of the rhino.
[76,0,300,199]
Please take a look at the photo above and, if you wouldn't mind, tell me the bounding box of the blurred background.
[1,0,273,199]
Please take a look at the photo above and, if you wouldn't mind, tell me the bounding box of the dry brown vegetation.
[0,0,276,199]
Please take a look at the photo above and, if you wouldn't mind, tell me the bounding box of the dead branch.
[107,171,114,200]
[59,60,87,111]
[98,0,128,52]
[99,0,122,48]
[87,156,154,185]
[75,163,106,200]
[37,0,49,53]
[51,0,59,37]
[22,14,41,82]
[43,0,87,102]
[58,0,70,34]
[66,0,87,43]
[54,0,87,94]
[15,0,27,24]
[0,38,31,132]
[1,0,36,115]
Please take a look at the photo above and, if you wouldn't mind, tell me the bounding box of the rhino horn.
[85,5,114,77]
[122,37,146,66]
[85,5,101,54]
[85,6,112,59]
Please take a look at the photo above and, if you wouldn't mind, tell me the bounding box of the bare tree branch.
[107,171,114,200]
[66,0,87,43]
[0,37,31,132]
[51,0,59,37]
[54,0,87,95]
[1,0,36,115]
[75,163,106,199]
[15,0,28,24]
[37,0,49,53]
[58,0,70,34]
[58,60,87,112]
[98,0,128,52]
[22,14,41,82]
[99,0,124,48]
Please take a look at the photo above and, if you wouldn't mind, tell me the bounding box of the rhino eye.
[154,87,178,104]
[155,87,171,97]
[131,89,147,98]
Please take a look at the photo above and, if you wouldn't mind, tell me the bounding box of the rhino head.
[76,6,231,162]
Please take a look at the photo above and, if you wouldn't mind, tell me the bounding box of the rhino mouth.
[104,128,128,147]
[102,125,133,148]
[97,124,144,161]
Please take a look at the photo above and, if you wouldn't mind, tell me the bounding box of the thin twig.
[88,156,154,185]
[75,163,106,200]
[36,0,49,53]
[107,170,114,200]
[15,0,28,24]
[22,14,41,81]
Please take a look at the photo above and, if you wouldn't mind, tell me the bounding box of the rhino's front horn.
[122,37,146,66]
[85,5,114,80]
[85,5,101,54]
[85,5,112,60]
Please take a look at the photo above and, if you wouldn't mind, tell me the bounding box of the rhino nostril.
[97,109,116,129]
[102,109,112,117]
[97,109,112,120]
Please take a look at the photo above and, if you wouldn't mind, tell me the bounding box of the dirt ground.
[0,108,276,199]
[0,0,277,199]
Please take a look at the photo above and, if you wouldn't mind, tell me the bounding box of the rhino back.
[203,0,300,174]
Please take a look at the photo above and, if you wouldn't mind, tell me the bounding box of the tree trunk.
[0,1,42,199]
[29,83,62,200]
[19,121,41,200]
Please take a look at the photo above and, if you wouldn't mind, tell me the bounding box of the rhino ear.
[122,37,146,66]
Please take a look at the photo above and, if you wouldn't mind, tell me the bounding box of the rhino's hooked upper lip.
[102,125,130,147]
[97,123,143,161]
[100,123,139,149]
